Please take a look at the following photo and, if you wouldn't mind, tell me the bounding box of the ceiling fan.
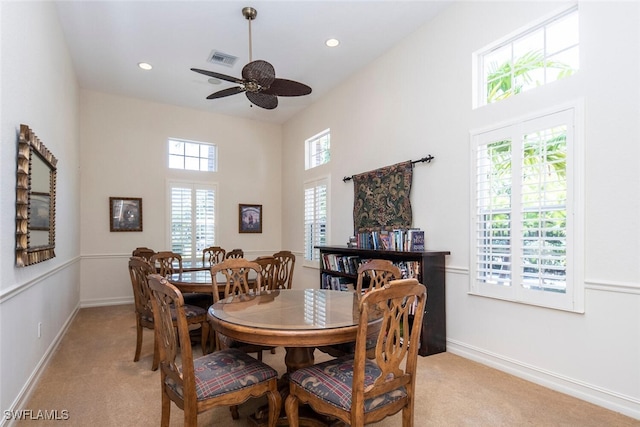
[191,6,312,110]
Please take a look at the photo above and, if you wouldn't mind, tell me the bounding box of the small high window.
[305,129,330,170]
[474,6,579,107]
[168,138,217,172]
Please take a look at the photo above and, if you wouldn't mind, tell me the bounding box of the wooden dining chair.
[202,246,226,268]
[318,259,402,358]
[151,251,211,308]
[225,248,244,259]
[147,274,281,427]
[210,258,273,360]
[254,256,281,291]
[128,257,209,371]
[273,250,295,289]
[285,278,427,427]
[132,246,156,261]
[150,251,183,276]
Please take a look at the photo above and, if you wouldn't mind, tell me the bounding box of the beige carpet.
[16,305,639,426]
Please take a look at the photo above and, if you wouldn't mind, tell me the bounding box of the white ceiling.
[55,1,452,124]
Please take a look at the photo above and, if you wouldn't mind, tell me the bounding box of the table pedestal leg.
[248,347,343,427]
[284,346,314,372]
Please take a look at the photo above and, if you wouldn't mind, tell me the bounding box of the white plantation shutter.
[474,135,513,291]
[169,182,216,266]
[171,186,192,257]
[304,178,328,264]
[520,124,568,293]
[470,105,583,311]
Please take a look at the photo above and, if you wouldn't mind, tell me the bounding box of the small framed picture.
[110,197,143,232]
[239,204,262,233]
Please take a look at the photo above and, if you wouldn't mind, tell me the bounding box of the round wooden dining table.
[208,288,381,372]
[168,270,219,294]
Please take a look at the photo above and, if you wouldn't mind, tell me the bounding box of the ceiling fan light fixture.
[325,38,340,48]
[190,6,312,110]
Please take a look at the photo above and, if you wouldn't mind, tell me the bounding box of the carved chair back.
[273,250,296,289]
[225,248,244,259]
[202,246,226,268]
[254,256,281,291]
[210,258,262,301]
[132,247,156,261]
[150,251,183,276]
[355,259,402,295]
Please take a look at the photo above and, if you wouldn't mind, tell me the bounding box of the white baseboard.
[447,339,640,421]
[80,296,133,308]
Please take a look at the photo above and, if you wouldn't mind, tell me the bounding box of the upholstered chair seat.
[167,348,279,401]
[289,355,407,413]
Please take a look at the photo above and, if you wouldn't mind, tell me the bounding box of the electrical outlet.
[38,322,42,338]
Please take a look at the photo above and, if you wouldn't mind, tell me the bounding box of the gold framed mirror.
[16,124,58,267]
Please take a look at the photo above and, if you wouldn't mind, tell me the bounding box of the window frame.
[166,180,217,267]
[305,129,331,170]
[469,101,584,312]
[303,177,330,268]
[473,5,579,108]
[168,137,218,172]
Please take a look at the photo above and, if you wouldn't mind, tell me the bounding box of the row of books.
[321,273,355,291]
[321,253,362,275]
[322,257,422,281]
[349,228,425,251]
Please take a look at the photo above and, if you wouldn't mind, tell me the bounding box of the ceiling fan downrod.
[242,7,257,63]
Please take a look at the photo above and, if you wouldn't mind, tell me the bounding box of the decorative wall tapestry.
[352,161,413,232]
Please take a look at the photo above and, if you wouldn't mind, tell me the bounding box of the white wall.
[282,1,640,419]
[79,90,285,306]
[0,0,81,418]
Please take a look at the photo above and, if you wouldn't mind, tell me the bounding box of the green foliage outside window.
[486,50,576,103]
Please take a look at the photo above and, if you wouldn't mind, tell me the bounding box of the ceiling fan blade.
[263,78,312,97]
[242,60,275,88]
[206,86,244,100]
[246,92,278,110]
[191,68,242,84]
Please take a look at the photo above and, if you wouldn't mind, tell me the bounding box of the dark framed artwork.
[239,204,262,233]
[109,197,143,232]
[29,192,51,230]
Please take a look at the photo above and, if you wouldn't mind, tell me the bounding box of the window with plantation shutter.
[470,104,584,312]
[304,178,328,266]
[169,181,216,267]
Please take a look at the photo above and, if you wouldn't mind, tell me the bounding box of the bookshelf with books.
[351,228,425,251]
[316,245,450,356]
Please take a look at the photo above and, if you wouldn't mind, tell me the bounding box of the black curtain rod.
[342,155,434,182]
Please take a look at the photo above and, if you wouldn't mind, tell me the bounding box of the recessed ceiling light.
[325,38,340,48]
[138,62,153,70]
[208,78,221,85]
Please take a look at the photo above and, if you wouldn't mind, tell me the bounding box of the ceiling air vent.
[207,51,237,67]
